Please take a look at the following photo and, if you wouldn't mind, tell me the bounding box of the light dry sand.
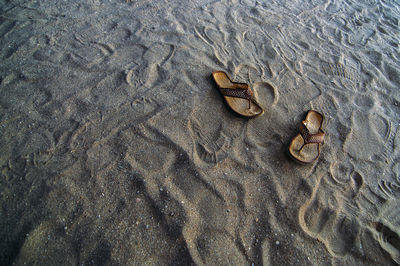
[1,0,400,265]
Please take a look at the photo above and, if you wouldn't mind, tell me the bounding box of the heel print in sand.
[189,117,232,165]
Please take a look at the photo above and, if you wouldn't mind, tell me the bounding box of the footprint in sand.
[253,81,278,107]
[234,63,264,83]
[369,200,400,264]
[353,93,375,111]
[125,43,175,91]
[70,40,115,72]
[330,162,364,198]
[131,97,160,118]
[33,47,64,64]
[299,164,364,257]
[321,62,360,83]
[189,116,234,166]
[343,110,392,162]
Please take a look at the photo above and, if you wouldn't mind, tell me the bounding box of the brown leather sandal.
[212,71,264,118]
[289,110,325,164]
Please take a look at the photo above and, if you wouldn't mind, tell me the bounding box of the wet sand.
[1,0,400,265]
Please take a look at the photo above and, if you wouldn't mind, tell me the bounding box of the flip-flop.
[289,110,325,164]
[212,71,264,118]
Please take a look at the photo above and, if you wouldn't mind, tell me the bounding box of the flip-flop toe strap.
[299,122,325,144]
[219,87,253,109]
[219,87,253,100]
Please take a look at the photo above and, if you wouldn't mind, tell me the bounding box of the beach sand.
[1,0,400,265]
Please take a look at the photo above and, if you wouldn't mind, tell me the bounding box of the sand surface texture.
[1,0,400,265]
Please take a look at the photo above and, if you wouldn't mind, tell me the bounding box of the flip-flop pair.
[211,71,325,164]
